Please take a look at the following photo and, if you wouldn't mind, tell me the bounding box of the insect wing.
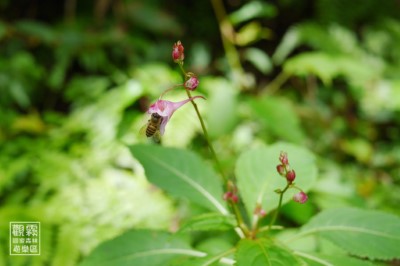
[152,130,162,143]
[139,122,148,136]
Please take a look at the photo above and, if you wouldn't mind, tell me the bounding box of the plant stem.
[230,202,250,237]
[178,62,251,237]
[210,0,246,89]
[268,184,290,230]
[179,62,227,183]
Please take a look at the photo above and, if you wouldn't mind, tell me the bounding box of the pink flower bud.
[293,191,308,204]
[286,170,296,183]
[279,151,289,165]
[254,205,266,217]
[231,194,239,203]
[185,75,199,91]
[276,164,285,176]
[223,191,233,201]
[172,41,184,62]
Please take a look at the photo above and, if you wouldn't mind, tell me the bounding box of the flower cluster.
[276,151,308,204]
[276,152,296,184]
[145,41,203,137]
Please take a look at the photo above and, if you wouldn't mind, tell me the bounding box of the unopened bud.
[223,191,233,201]
[286,170,296,183]
[172,41,184,62]
[276,164,285,176]
[279,151,289,165]
[293,191,308,204]
[185,75,199,91]
[231,194,239,203]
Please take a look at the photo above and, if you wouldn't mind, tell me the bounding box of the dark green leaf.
[129,145,228,214]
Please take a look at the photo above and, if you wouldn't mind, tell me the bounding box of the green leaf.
[229,1,277,25]
[243,48,273,74]
[129,145,228,214]
[249,96,306,143]
[298,208,400,260]
[235,239,304,266]
[296,252,374,266]
[203,77,238,138]
[235,142,317,215]
[179,213,236,233]
[80,230,199,266]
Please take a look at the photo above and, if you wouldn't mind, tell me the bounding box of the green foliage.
[129,144,227,214]
[235,142,317,215]
[235,239,303,266]
[79,230,195,266]
[299,253,374,266]
[248,96,306,143]
[298,208,400,260]
[2,0,400,265]
[179,213,236,233]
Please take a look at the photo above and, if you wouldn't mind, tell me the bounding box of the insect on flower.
[140,96,205,143]
[140,112,163,143]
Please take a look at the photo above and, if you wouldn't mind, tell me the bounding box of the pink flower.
[172,41,184,62]
[147,96,204,135]
[293,191,308,204]
[185,75,199,91]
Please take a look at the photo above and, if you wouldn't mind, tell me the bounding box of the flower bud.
[231,194,239,203]
[172,41,184,62]
[185,75,199,91]
[293,191,308,204]
[286,170,296,183]
[254,205,266,217]
[223,191,233,201]
[276,164,285,176]
[279,151,289,165]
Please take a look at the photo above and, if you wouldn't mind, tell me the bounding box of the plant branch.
[268,183,290,230]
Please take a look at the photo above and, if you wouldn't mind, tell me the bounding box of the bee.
[140,113,163,143]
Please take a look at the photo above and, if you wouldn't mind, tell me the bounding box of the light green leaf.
[229,1,276,25]
[243,48,273,74]
[235,239,304,266]
[295,252,374,266]
[175,249,235,266]
[179,213,236,233]
[80,230,199,266]
[283,52,376,86]
[235,142,317,215]
[202,77,238,138]
[249,96,306,143]
[297,208,400,260]
[129,145,228,214]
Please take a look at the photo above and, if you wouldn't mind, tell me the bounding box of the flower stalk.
[268,183,290,230]
[178,61,227,183]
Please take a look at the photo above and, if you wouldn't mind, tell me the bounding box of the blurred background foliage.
[0,0,400,265]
